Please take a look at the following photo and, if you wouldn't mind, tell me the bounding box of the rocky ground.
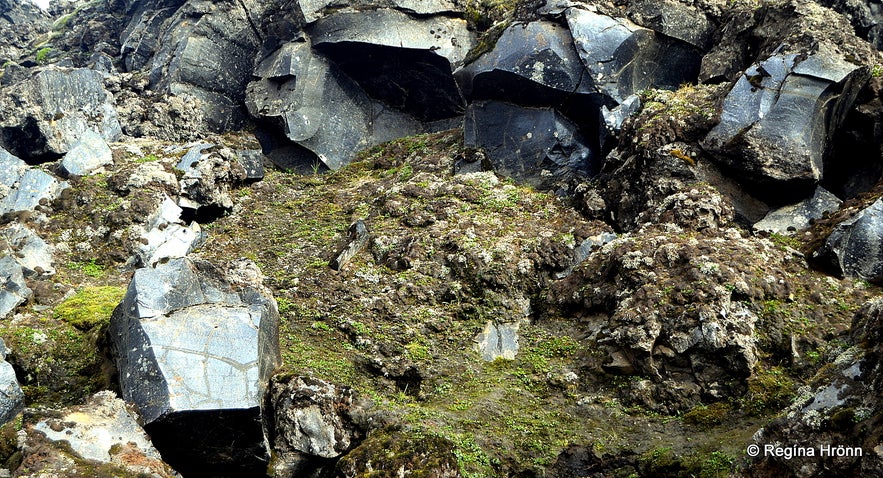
[0,0,881,477]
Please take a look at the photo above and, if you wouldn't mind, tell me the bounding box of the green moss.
[742,367,796,417]
[35,47,52,64]
[66,259,106,279]
[54,286,126,331]
[768,233,802,250]
[683,402,733,429]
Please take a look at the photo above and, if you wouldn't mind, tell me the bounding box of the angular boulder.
[32,391,176,477]
[0,147,66,216]
[754,187,843,235]
[817,198,883,284]
[702,46,869,189]
[59,128,114,177]
[309,8,474,121]
[0,67,122,160]
[0,255,31,319]
[268,376,364,477]
[475,321,519,361]
[1,223,55,277]
[456,20,600,111]
[626,0,714,50]
[109,257,280,476]
[132,196,204,267]
[175,143,247,218]
[464,101,595,190]
[246,41,420,170]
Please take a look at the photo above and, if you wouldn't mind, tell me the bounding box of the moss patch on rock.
[53,286,126,331]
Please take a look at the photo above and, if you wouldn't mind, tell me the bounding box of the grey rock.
[309,9,473,121]
[0,67,122,160]
[59,129,114,177]
[1,223,55,277]
[33,391,166,467]
[702,47,869,188]
[268,376,363,467]
[237,150,265,182]
[310,8,474,67]
[602,94,641,133]
[133,196,204,267]
[330,220,370,271]
[0,0,50,64]
[626,0,714,50]
[0,148,65,216]
[754,187,842,235]
[818,198,883,284]
[456,20,597,103]
[109,257,280,473]
[0,255,31,319]
[464,101,595,190]
[475,321,520,361]
[176,143,245,215]
[555,231,618,279]
[246,41,421,171]
[565,8,701,103]
[0,339,23,425]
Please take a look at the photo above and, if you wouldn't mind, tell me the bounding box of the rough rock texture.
[0,338,23,426]
[0,68,122,161]
[109,257,280,475]
[123,0,270,131]
[702,47,869,189]
[0,255,32,319]
[755,187,843,235]
[175,143,248,217]
[268,376,364,476]
[0,147,66,215]
[551,187,811,412]
[626,0,715,50]
[0,0,50,64]
[743,298,883,477]
[566,7,702,103]
[464,101,595,190]
[246,40,421,171]
[132,195,203,267]
[31,391,175,477]
[1,223,55,277]
[58,129,114,177]
[816,197,883,284]
[475,321,520,361]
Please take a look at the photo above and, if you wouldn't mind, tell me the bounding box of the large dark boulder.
[464,101,595,190]
[625,0,715,51]
[456,20,601,115]
[566,7,702,103]
[109,257,280,476]
[246,40,421,170]
[121,0,272,132]
[816,197,883,284]
[0,339,23,426]
[702,46,869,192]
[309,8,474,122]
[0,68,122,161]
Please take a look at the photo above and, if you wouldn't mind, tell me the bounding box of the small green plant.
[276,297,294,315]
[54,286,126,330]
[35,47,52,64]
[66,259,106,278]
[134,154,160,163]
[872,64,883,78]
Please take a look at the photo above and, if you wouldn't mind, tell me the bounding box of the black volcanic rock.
[702,46,869,191]
[816,198,883,284]
[464,100,595,190]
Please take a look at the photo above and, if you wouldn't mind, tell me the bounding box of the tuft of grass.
[54,286,126,331]
[35,47,52,64]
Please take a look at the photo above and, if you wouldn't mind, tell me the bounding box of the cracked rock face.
[0,67,122,161]
[268,376,364,477]
[109,257,280,474]
[702,45,869,189]
[0,147,66,216]
[817,197,883,284]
